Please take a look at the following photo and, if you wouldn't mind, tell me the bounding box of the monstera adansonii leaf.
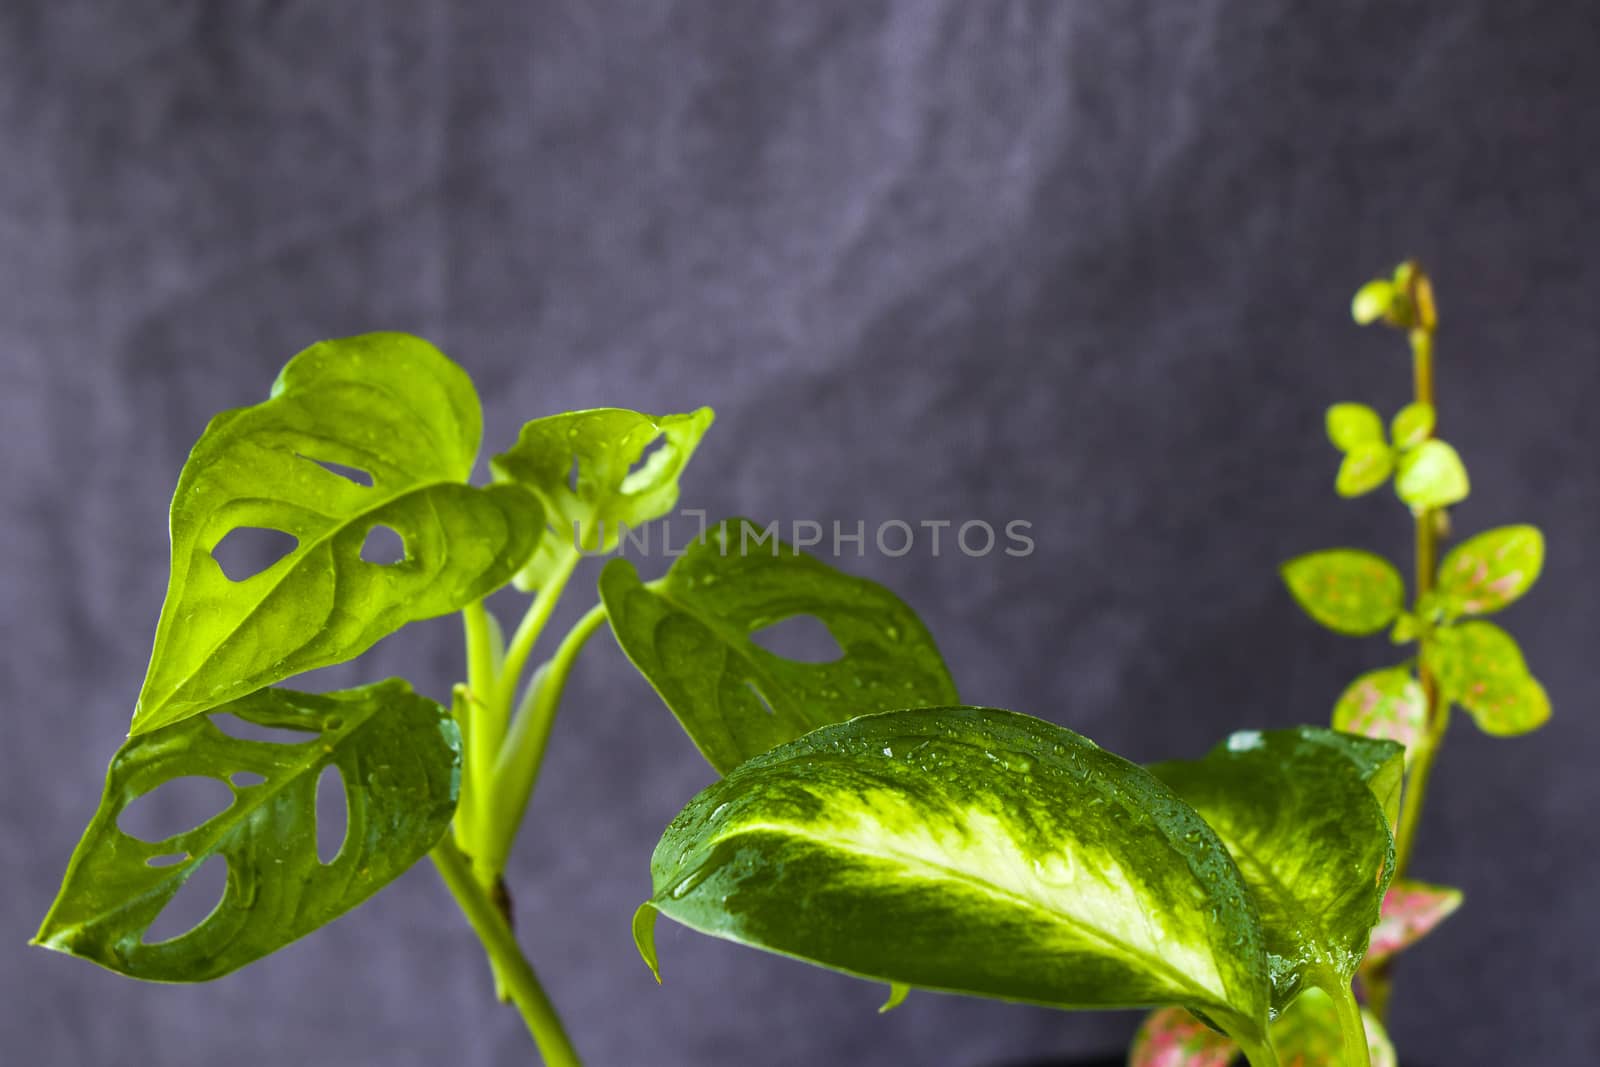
[131,333,542,734]
[35,681,459,980]
[601,519,958,774]
[490,406,714,590]
[636,707,1279,1059]
[1150,728,1401,1018]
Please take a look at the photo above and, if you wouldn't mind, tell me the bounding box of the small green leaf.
[1436,525,1545,617]
[1280,550,1405,636]
[1394,439,1469,511]
[35,681,459,980]
[131,334,542,735]
[1150,728,1400,1013]
[643,707,1274,1047]
[1389,402,1435,450]
[1335,442,1395,497]
[1425,622,1551,736]
[1389,612,1419,644]
[1325,404,1384,452]
[1351,279,1396,325]
[491,407,714,590]
[1269,987,1395,1067]
[1362,878,1463,967]
[1331,666,1427,768]
[600,519,958,774]
[1129,1006,1238,1067]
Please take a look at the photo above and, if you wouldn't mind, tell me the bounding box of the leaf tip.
[878,982,910,1014]
[632,901,662,984]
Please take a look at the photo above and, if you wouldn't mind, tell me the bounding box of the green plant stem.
[1329,983,1374,1067]
[1395,316,1442,884]
[1235,1033,1282,1067]
[498,547,582,726]
[430,839,582,1067]
[1371,289,1446,1025]
[460,601,498,844]
[484,602,609,873]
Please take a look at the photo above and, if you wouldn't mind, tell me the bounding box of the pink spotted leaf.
[1362,878,1463,967]
[1128,1007,1238,1067]
[1437,525,1544,618]
[1331,666,1427,768]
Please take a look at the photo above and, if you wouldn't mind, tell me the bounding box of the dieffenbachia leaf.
[1325,404,1384,452]
[1394,439,1469,511]
[1129,1006,1238,1067]
[600,519,957,775]
[1361,878,1463,968]
[1424,622,1551,736]
[1130,995,1396,1067]
[1331,666,1427,768]
[1388,402,1435,451]
[1150,728,1400,1014]
[131,334,541,735]
[1436,525,1544,617]
[1280,550,1405,636]
[639,707,1275,1051]
[490,407,714,590]
[1335,443,1394,498]
[36,681,459,980]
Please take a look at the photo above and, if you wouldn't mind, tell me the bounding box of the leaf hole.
[144,855,228,944]
[566,454,582,492]
[621,436,675,494]
[315,765,348,864]
[230,770,267,788]
[743,681,776,716]
[210,713,318,745]
[360,524,407,565]
[297,453,375,488]
[146,853,188,868]
[211,527,299,582]
[117,776,234,843]
[749,615,843,664]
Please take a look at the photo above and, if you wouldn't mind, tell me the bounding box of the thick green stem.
[1235,1033,1282,1067]
[1330,984,1374,1067]
[430,840,582,1067]
[484,602,609,873]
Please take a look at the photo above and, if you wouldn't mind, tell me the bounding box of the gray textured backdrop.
[4,2,1598,1064]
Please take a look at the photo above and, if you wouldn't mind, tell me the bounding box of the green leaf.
[1335,442,1395,498]
[131,334,542,735]
[600,518,958,775]
[1389,402,1435,450]
[35,681,459,980]
[1325,404,1385,452]
[1424,622,1551,736]
[1361,878,1463,968]
[1150,727,1400,1013]
[1351,279,1396,325]
[1331,666,1427,768]
[1129,1006,1239,1066]
[1436,525,1545,617]
[641,707,1274,1047]
[1394,439,1469,511]
[1269,987,1395,1067]
[1280,550,1405,636]
[490,407,714,590]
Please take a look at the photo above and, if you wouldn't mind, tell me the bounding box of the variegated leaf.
[639,707,1275,1051]
[1362,878,1464,967]
[1436,525,1544,617]
[1331,666,1428,768]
